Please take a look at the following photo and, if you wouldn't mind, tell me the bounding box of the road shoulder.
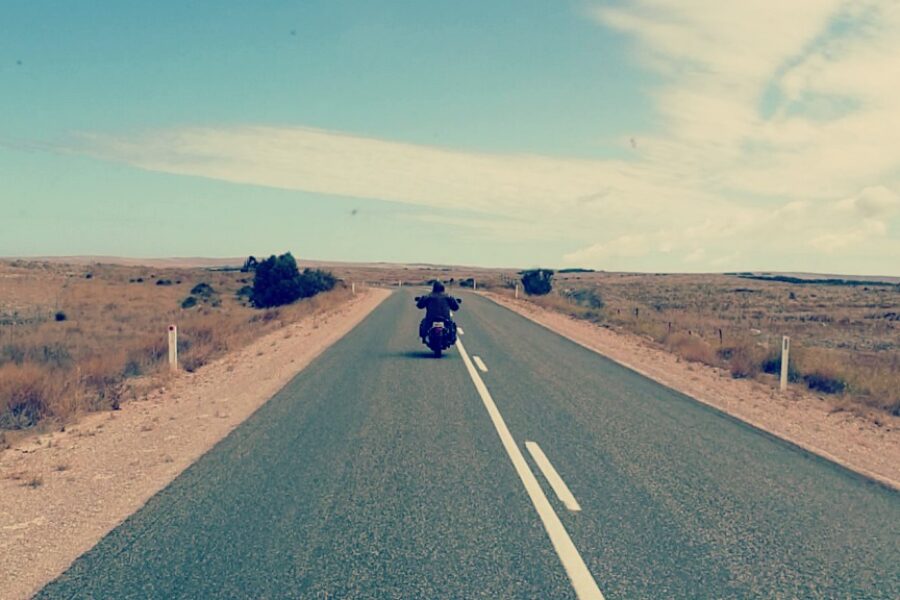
[0,288,391,600]
[482,292,900,491]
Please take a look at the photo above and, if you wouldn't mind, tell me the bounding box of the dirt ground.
[0,288,390,600]
[484,292,900,491]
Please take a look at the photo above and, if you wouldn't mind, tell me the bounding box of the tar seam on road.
[473,355,489,373]
[525,441,582,512]
[456,338,605,600]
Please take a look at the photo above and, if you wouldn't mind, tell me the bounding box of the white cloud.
[835,186,900,218]
[69,1,900,275]
[74,125,734,243]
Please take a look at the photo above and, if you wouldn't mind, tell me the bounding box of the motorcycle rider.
[417,281,460,342]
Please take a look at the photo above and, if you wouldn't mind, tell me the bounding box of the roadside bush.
[190,283,215,297]
[804,372,847,394]
[81,354,125,411]
[236,285,253,299]
[0,363,49,429]
[761,354,801,382]
[125,335,168,377]
[521,269,554,296]
[665,332,718,366]
[252,253,304,308]
[298,268,337,297]
[156,279,173,286]
[54,311,67,322]
[565,288,604,309]
[252,253,337,308]
[725,345,761,378]
[719,340,765,378]
[181,296,198,309]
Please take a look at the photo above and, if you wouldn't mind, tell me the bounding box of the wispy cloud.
[70,1,900,274]
[74,125,733,242]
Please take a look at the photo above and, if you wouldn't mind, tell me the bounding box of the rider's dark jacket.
[417,292,460,321]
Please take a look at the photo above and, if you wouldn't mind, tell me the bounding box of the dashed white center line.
[473,355,488,373]
[525,442,582,512]
[456,339,605,600]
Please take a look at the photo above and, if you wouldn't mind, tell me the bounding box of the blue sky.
[2,1,899,274]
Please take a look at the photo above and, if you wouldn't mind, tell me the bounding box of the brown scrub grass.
[0,260,351,435]
[497,272,900,418]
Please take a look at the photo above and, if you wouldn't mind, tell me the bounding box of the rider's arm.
[416,296,429,309]
[447,297,460,311]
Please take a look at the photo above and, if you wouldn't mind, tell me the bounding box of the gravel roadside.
[0,288,391,600]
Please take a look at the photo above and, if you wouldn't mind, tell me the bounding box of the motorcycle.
[415,297,462,357]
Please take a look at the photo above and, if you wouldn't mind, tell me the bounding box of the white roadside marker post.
[515,283,519,299]
[780,335,790,392]
[168,324,178,373]
[473,278,477,291]
[351,282,356,295]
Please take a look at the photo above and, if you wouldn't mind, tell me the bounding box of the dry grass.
[663,332,718,366]
[0,260,352,433]
[502,272,899,418]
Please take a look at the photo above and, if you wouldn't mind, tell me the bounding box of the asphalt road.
[37,291,900,599]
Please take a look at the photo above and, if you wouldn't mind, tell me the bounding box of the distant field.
[0,260,350,438]
[504,271,899,417]
[5,257,897,426]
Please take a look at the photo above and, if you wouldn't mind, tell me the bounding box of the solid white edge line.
[458,327,465,335]
[473,355,488,373]
[456,339,604,600]
[525,441,582,512]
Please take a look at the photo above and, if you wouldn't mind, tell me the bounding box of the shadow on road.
[386,350,456,360]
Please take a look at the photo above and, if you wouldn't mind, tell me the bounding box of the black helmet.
[432,281,445,293]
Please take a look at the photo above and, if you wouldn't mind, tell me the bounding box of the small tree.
[521,269,554,296]
[297,268,336,297]
[252,253,303,308]
[241,256,259,273]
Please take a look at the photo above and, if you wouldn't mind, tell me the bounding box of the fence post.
[168,324,178,373]
[780,335,790,392]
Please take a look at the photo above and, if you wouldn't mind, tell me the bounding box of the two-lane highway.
[37,291,900,599]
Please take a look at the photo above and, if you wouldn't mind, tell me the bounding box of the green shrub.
[181,296,198,309]
[191,283,215,297]
[521,269,554,295]
[252,253,304,308]
[804,372,846,394]
[251,253,337,308]
[298,268,337,297]
[54,311,67,322]
[241,256,259,273]
[762,354,801,382]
